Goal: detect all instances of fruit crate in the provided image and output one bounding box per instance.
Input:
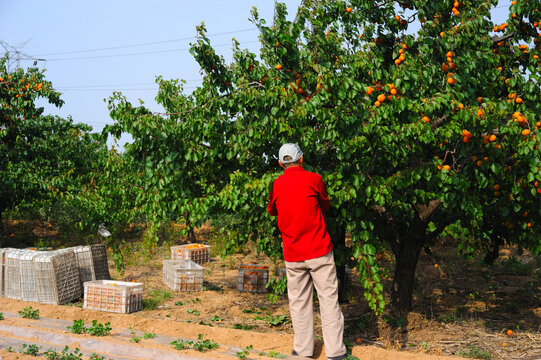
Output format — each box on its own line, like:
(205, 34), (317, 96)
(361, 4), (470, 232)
(162, 259), (204, 292)
(170, 244), (210, 265)
(33, 250), (81, 305)
(0, 248), (15, 297)
(237, 264), (269, 293)
(71, 244), (110, 291)
(10, 250), (49, 302)
(83, 280), (143, 314)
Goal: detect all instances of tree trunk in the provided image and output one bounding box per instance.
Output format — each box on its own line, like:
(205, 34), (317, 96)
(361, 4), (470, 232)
(390, 219), (426, 314)
(183, 211), (197, 243)
(187, 226), (196, 243)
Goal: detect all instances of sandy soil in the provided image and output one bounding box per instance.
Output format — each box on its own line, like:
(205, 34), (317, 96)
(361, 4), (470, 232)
(1, 221), (539, 360)
(0, 297), (468, 360)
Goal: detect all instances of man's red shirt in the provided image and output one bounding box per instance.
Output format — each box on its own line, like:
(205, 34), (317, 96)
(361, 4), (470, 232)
(267, 166), (332, 262)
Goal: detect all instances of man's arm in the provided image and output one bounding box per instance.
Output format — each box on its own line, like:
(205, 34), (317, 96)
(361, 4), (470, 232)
(317, 177), (331, 212)
(267, 187), (278, 216)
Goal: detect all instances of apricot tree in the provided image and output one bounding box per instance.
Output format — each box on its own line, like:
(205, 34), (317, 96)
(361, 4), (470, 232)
(106, 0), (540, 313)
(0, 55), (104, 235)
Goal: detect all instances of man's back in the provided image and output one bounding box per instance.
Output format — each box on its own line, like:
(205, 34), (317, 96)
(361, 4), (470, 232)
(267, 166), (332, 262)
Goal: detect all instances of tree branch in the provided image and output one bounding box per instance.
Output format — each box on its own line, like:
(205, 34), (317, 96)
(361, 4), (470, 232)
(492, 32), (516, 43)
(415, 199), (442, 223)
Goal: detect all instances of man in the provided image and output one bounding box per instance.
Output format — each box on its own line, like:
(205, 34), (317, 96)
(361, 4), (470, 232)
(267, 143), (347, 360)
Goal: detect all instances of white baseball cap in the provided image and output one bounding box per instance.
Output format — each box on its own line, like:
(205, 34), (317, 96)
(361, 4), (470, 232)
(278, 143), (303, 164)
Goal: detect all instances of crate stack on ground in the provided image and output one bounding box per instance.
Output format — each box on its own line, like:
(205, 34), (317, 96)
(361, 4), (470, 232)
(69, 244), (110, 292)
(237, 264), (269, 293)
(83, 279), (143, 313)
(0, 248), (15, 297)
(170, 243), (211, 265)
(32, 250), (81, 304)
(164, 243), (211, 292)
(163, 259), (204, 292)
(1, 248), (82, 304)
(0, 245), (111, 305)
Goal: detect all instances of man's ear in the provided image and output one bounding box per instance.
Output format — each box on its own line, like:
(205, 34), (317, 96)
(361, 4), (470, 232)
(278, 160), (285, 168)
(300, 155), (304, 165)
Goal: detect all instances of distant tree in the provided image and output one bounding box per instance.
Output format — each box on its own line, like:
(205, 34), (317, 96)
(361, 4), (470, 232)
(0, 55), (105, 234)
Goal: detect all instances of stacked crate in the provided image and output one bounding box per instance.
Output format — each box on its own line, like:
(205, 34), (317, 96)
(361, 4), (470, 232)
(237, 264), (269, 293)
(170, 244), (210, 265)
(162, 259), (203, 292)
(70, 244), (110, 290)
(83, 280), (143, 313)
(33, 251), (81, 305)
(0, 248), (15, 297)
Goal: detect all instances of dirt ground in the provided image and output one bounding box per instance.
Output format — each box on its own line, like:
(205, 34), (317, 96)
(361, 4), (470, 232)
(0, 221), (540, 360)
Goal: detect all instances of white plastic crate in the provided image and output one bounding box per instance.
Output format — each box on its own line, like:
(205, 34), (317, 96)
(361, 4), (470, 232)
(84, 280), (143, 313)
(237, 264), (269, 293)
(5, 250), (49, 302)
(162, 260), (203, 292)
(170, 244), (210, 265)
(33, 250), (81, 305)
(70, 244), (110, 291)
(0, 248), (15, 297)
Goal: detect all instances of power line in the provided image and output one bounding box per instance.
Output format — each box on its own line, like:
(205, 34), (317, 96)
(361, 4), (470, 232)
(34, 28), (258, 57)
(55, 86), (198, 92)
(44, 40), (260, 61)
(55, 79), (202, 88)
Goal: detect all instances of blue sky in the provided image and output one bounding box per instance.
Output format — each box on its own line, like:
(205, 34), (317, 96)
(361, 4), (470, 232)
(0, 0), (511, 142)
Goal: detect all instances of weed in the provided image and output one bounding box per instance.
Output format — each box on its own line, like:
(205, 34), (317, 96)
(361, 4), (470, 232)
(142, 298), (161, 310)
(438, 308), (464, 324)
(143, 289), (173, 310)
(131, 335), (141, 343)
(266, 277), (287, 303)
(203, 283), (223, 291)
(198, 320), (213, 326)
(144, 332), (156, 339)
(44, 346), (84, 360)
(89, 353), (105, 360)
(171, 339), (193, 350)
(187, 309), (200, 316)
(19, 343), (40, 356)
(267, 350), (285, 358)
(383, 315), (405, 328)
(236, 345), (253, 359)
(420, 341), (432, 352)
(149, 288), (173, 301)
(242, 308), (262, 314)
(193, 334), (219, 352)
(19, 306), (40, 319)
(86, 320), (112, 336)
(457, 345), (493, 360)
(175, 301), (184, 306)
(497, 256), (532, 276)
(265, 314), (289, 326)
(233, 323), (256, 330)
(0, 312), (4, 320)
(210, 315), (223, 322)
(67, 319), (86, 334)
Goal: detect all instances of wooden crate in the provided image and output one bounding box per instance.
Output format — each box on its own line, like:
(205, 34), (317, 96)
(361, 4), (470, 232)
(170, 244), (210, 265)
(84, 280), (143, 313)
(162, 260), (203, 292)
(237, 264), (269, 293)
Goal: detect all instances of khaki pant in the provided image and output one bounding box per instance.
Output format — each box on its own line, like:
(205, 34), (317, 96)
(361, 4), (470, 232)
(285, 251), (346, 358)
